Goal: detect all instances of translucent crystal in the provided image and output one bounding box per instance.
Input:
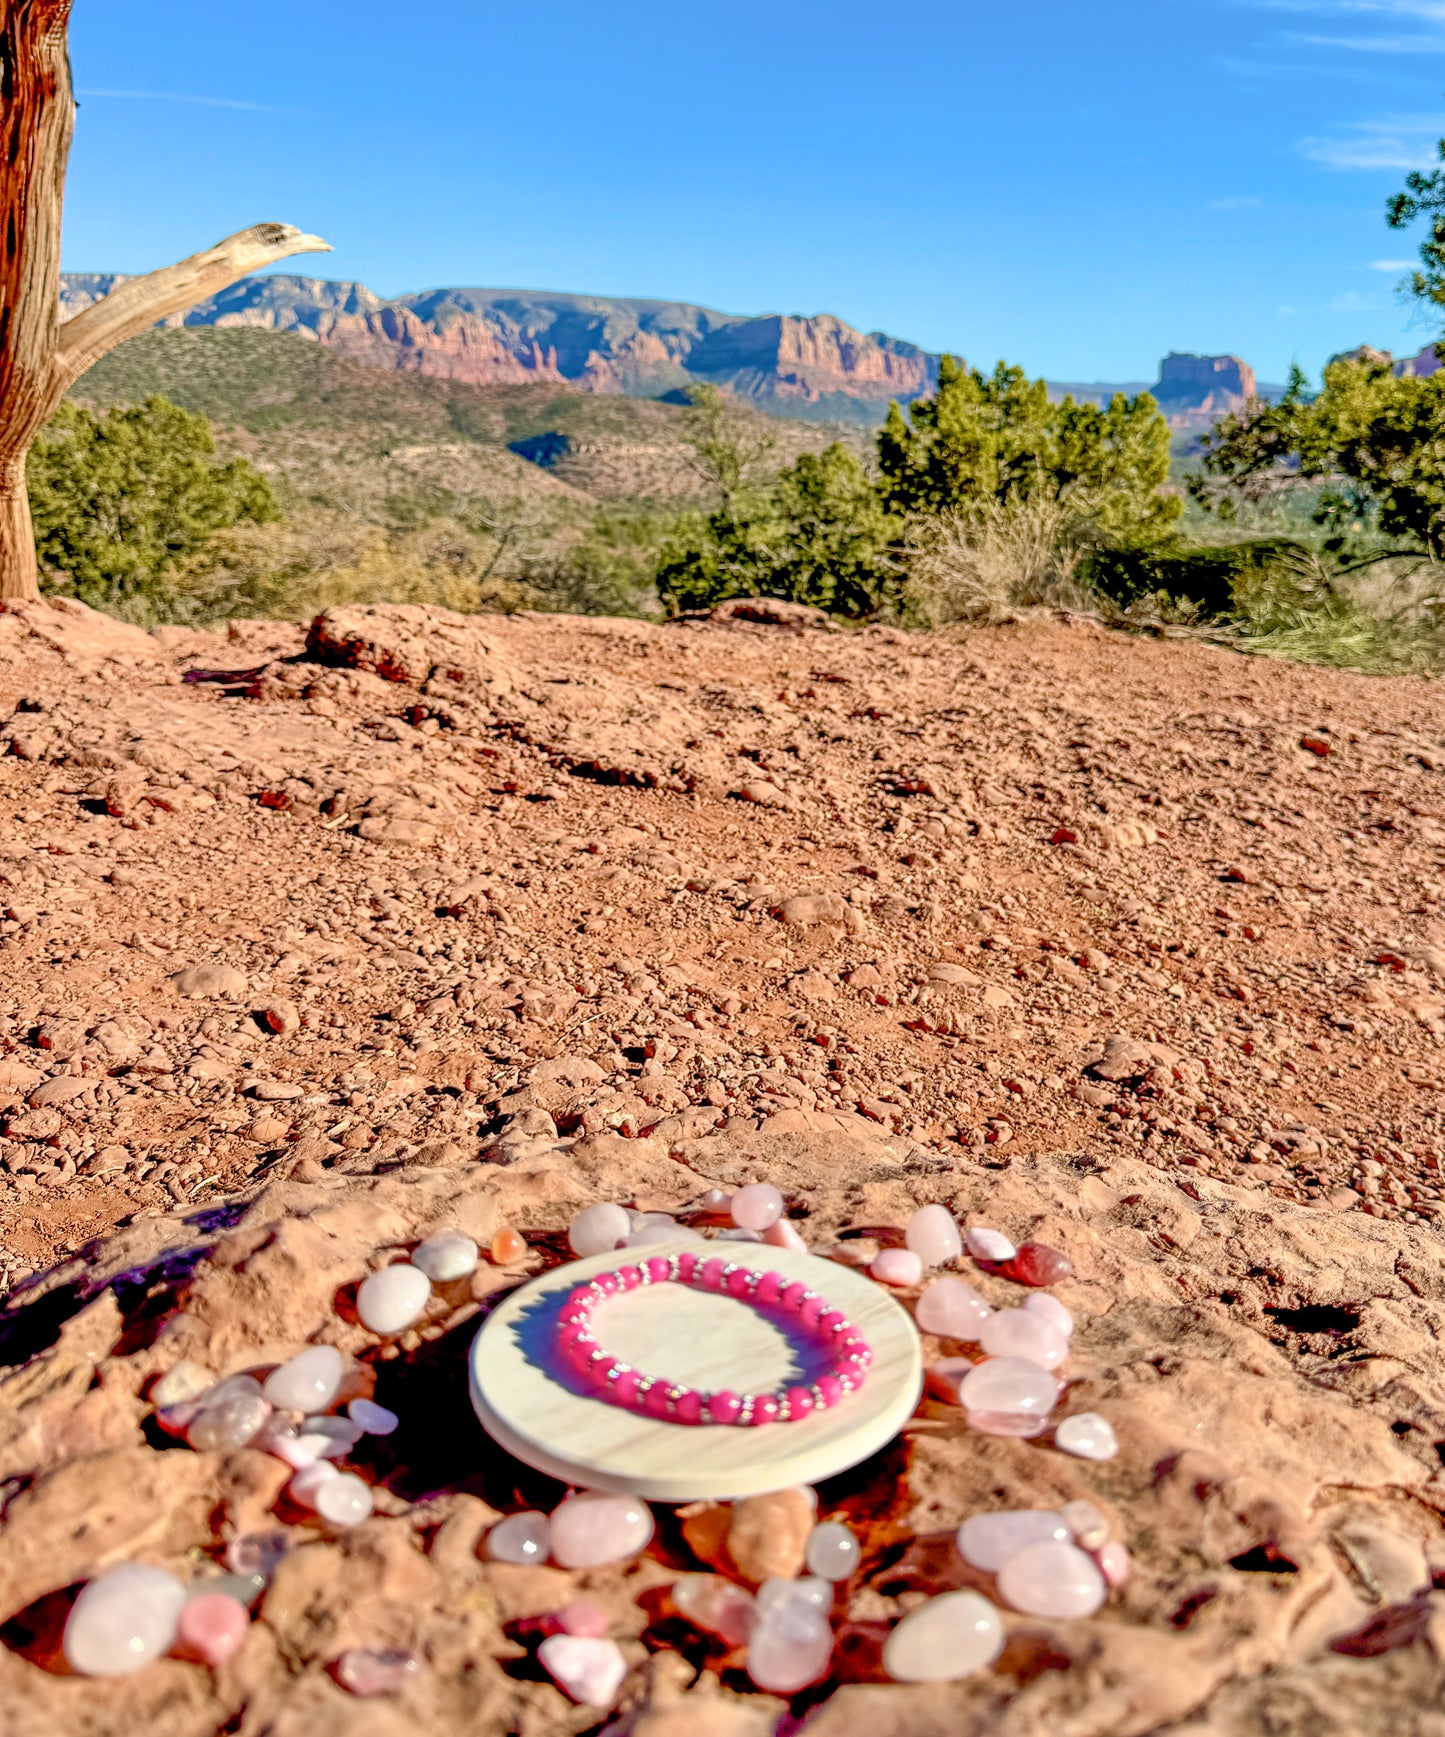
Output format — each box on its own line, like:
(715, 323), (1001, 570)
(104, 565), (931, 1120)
(173, 1590), (248, 1666)
(996, 1539), (1107, 1617)
(977, 1309), (1069, 1370)
(756, 1577), (832, 1618)
(916, 1277), (992, 1338)
(226, 1531), (291, 1581)
(673, 1573), (757, 1645)
(412, 1229), (479, 1283)
(486, 1511), (551, 1564)
(297, 1414), (365, 1458)
(262, 1346), (345, 1413)
(1060, 1498), (1110, 1551)
(1009, 1242), (1073, 1287)
(538, 1634), (628, 1708)
(549, 1492), (654, 1568)
(871, 1247), (923, 1287)
(348, 1397), (399, 1435)
(1023, 1292), (1074, 1337)
(1097, 1539), (1131, 1586)
(806, 1520), (860, 1582)
(356, 1264), (430, 1334)
(957, 1356), (1059, 1415)
(731, 1182), (784, 1230)
(187, 1375), (272, 1451)
(1055, 1411), (1119, 1460)
(568, 1202), (631, 1258)
(965, 1226), (1016, 1262)
(151, 1360), (214, 1409)
(490, 1227), (526, 1264)
(314, 1471), (374, 1527)
(63, 1563), (187, 1677)
(336, 1646), (421, 1696)
(905, 1204), (962, 1266)
(957, 1509), (1070, 1571)
(289, 1462), (340, 1509)
(882, 1589), (1004, 1682)
(746, 1601), (832, 1693)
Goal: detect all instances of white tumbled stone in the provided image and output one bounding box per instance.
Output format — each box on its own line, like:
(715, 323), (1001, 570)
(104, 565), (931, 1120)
(806, 1520), (860, 1582)
(1023, 1292), (1075, 1337)
(957, 1509), (1070, 1571)
(262, 1346), (345, 1413)
(151, 1360), (214, 1409)
(314, 1472), (374, 1527)
(568, 1203), (631, 1258)
(1055, 1412), (1119, 1461)
(486, 1511), (551, 1564)
(549, 1492), (653, 1568)
(348, 1397), (399, 1435)
(63, 1564), (188, 1677)
(883, 1589), (1004, 1682)
(965, 1225), (1016, 1263)
(412, 1229), (479, 1283)
(997, 1539), (1107, 1618)
(538, 1634), (628, 1707)
(356, 1263), (431, 1334)
(905, 1204), (962, 1266)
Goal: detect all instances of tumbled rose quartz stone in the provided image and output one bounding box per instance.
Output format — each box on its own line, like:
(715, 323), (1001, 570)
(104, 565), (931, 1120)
(871, 1248), (923, 1287)
(315, 1472), (374, 1527)
(555, 1598), (609, 1638)
(187, 1376), (272, 1451)
(916, 1277), (992, 1339)
(486, 1511), (551, 1564)
(412, 1229), (479, 1283)
(538, 1634), (629, 1708)
(957, 1509), (1070, 1571)
(336, 1646), (421, 1696)
(568, 1202), (631, 1258)
(1060, 1498), (1110, 1551)
(673, 1574), (757, 1645)
(997, 1539), (1107, 1618)
(63, 1564), (188, 1677)
(978, 1309), (1069, 1370)
(549, 1493), (654, 1569)
(905, 1204), (962, 1266)
(757, 1578), (832, 1617)
(491, 1227), (527, 1265)
(701, 1188), (732, 1214)
(965, 1226), (1016, 1263)
(262, 1345), (345, 1413)
(731, 1182), (784, 1230)
(1023, 1292), (1075, 1337)
(290, 1463), (340, 1509)
(298, 1415), (365, 1458)
(763, 1217), (807, 1252)
(882, 1589), (1005, 1682)
(356, 1264), (431, 1334)
(958, 1356), (1059, 1416)
(1055, 1412), (1119, 1461)
(1097, 1540), (1131, 1586)
(348, 1397), (399, 1435)
(226, 1531), (290, 1581)
(746, 1601), (833, 1693)
(966, 1409), (1051, 1437)
(152, 1360), (214, 1409)
(1008, 1242), (1073, 1288)
(173, 1591), (249, 1666)
(806, 1520), (860, 1582)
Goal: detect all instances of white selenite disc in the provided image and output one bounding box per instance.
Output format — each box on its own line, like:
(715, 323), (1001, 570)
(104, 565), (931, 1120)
(470, 1239), (923, 1501)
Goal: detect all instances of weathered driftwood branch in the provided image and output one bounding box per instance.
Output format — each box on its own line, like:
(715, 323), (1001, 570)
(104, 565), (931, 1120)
(0, 1), (330, 601)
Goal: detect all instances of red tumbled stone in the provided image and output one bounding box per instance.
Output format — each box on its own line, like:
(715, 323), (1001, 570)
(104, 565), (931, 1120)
(1008, 1242), (1073, 1287)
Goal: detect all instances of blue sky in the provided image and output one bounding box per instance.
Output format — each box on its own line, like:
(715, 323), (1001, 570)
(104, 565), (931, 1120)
(62, 0), (1445, 383)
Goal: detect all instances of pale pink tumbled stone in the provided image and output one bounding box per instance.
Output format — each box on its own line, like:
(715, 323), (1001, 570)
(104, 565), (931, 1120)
(673, 1574), (757, 1645)
(262, 1346), (345, 1413)
(549, 1493), (653, 1569)
(965, 1226), (1016, 1263)
(1055, 1412), (1119, 1461)
(1096, 1540), (1131, 1586)
(746, 1605), (833, 1693)
(173, 1591), (248, 1666)
(916, 1277), (992, 1339)
(336, 1646), (421, 1696)
(871, 1248), (923, 1287)
(289, 1462), (340, 1509)
(997, 1539), (1107, 1618)
(555, 1598), (609, 1638)
(1060, 1498), (1110, 1551)
(966, 1409), (1051, 1437)
(763, 1217), (807, 1252)
(486, 1511), (551, 1564)
(569, 1203), (630, 1258)
(957, 1509), (1070, 1571)
(958, 1356), (1059, 1415)
(882, 1590), (1004, 1681)
(978, 1309), (1069, 1370)
(538, 1634), (628, 1707)
(152, 1360), (214, 1409)
(315, 1472), (373, 1527)
(1023, 1292), (1075, 1338)
(731, 1182), (784, 1230)
(63, 1564), (187, 1676)
(905, 1204), (962, 1267)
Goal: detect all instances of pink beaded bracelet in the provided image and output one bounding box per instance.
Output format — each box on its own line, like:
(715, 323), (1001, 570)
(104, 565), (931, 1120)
(555, 1249), (873, 1426)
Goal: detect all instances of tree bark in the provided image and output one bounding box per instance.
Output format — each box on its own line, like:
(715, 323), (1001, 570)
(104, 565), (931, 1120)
(0, 5), (330, 602)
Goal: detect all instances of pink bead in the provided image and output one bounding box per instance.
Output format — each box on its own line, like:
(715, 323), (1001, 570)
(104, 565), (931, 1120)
(706, 1389), (741, 1424)
(815, 1375), (843, 1408)
(817, 1308), (846, 1332)
(700, 1257), (728, 1290)
(779, 1281), (808, 1312)
(754, 1271), (784, 1306)
(731, 1182), (784, 1230)
(555, 1598), (609, 1638)
(675, 1251), (700, 1280)
(871, 1248), (924, 1287)
(174, 1592), (248, 1667)
(613, 1371), (640, 1405)
(1097, 1540), (1131, 1586)
(800, 1295), (825, 1326)
(646, 1256), (672, 1284)
(726, 1268), (753, 1298)
(784, 1387), (815, 1419)
(590, 1354), (618, 1381)
(592, 1272), (619, 1295)
(749, 1396), (781, 1425)
(674, 1390), (703, 1424)
(616, 1265), (643, 1291)
(643, 1384), (673, 1419)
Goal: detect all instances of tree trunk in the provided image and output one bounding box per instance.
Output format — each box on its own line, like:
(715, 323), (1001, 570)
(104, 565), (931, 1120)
(0, 3), (330, 602)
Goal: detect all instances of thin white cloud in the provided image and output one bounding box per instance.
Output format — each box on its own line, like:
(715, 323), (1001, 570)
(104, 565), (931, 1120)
(1369, 256), (1418, 267)
(1300, 113), (1445, 167)
(1291, 29), (1445, 46)
(1207, 195), (1267, 210)
(1252, 1), (1445, 18)
(77, 88), (275, 112)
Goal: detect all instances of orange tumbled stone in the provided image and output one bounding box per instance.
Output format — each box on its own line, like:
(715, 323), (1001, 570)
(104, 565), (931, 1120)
(491, 1227), (526, 1265)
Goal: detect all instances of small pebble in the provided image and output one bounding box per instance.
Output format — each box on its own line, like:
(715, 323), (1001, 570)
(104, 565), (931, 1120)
(757, 1577), (831, 1617)
(173, 1591), (249, 1666)
(871, 1247), (924, 1287)
(958, 1356), (1059, 1415)
(568, 1203), (630, 1258)
(187, 1377), (272, 1452)
(356, 1264), (431, 1334)
(1008, 1242), (1073, 1287)
(1097, 1539), (1131, 1586)
(262, 1345), (345, 1413)
(226, 1532), (290, 1580)
(539, 1634), (628, 1708)
(915, 1277), (992, 1338)
(336, 1646), (421, 1697)
(978, 1309), (1069, 1370)
(746, 1599), (833, 1693)
(806, 1520), (860, 1582)
(905, 1204), (962, 1266)
(731, 1182), (784, 1231)
(289, 1462), (341, 1509)
(965, 1226), (1016, 1263)
(554, 1598), (609, 1638)
(151, 1360), (214, 1409)
(549, 1492), (654, 1568)
(314, 1472), (374, 1527)
(883, 1589), (1004, 1682)
(412, 1229), (479, 1283)
(349, 1397), (399, 1435)
(1055, 1412), (1119, 1461)
(297, 1414), (365, 1458)
(63, 1564), (188, 1677)
(957, 1509), (1070, 1571)
(487, 1511), (551, 1564)
(763, 1217), (807, 1252)
(672, 1574), (757, 1645)
(491, 1227), (527, 1264)
(701, 1188), (732, 1214)
(626, 1214), (693, 1247)
(1060, 1498), (1110, 1551)
(997, 1539), (1107, 1618)
(1023, 1292), (1074, 1337)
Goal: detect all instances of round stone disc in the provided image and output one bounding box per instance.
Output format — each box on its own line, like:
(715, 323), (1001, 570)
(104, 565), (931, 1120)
(470, 1239), (923, 1501)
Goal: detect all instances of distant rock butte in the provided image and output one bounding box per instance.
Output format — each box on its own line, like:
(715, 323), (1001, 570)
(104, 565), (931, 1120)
(1149, 351), (1259, 427)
